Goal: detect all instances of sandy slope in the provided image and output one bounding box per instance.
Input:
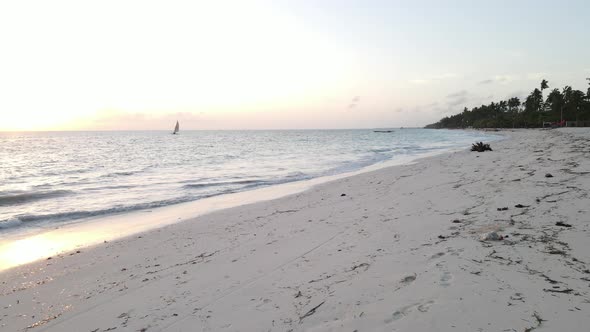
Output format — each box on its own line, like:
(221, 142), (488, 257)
(0, 128), (588, 332)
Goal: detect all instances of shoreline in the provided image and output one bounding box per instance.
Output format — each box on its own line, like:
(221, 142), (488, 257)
(0, 140), (492, 272)
(1, 128), (588, 331)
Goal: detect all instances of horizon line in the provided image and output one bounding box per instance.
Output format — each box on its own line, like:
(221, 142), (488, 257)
(0, 127), (425, 133)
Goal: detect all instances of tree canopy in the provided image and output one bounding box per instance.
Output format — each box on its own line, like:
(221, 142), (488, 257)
(425, 79), (590, 129)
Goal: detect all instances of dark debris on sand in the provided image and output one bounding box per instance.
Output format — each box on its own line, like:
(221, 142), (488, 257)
(471, 142), (492, 152)
(555, 221), (572, 228)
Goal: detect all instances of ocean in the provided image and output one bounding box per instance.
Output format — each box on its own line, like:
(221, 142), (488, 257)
(0, 129), (500, 233)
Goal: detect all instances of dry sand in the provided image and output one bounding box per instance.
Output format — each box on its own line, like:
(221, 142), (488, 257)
(1, 128), (588, 332)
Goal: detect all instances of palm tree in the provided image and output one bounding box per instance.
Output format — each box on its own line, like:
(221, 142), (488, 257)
(507, 97), (521, 127)
(545, 88), (563, 122)
(562, 86), (572, 111)
(507, 97), (521, 111)
(540, 79), (549, 113)
(570, 90), (586, 123)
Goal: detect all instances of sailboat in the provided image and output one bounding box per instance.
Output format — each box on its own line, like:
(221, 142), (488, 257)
(172, 120), (179, 135)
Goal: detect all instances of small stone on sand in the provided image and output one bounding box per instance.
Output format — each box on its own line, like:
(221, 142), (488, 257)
(479, 231), (503, 241)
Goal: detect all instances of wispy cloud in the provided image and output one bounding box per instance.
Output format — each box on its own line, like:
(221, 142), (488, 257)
(477, 75), (517, 85)
(445, 90), (470, 107)
(446, 90), (468, 98)
(434, 73), (458, 80)
(494, 75), (517, 83)
(478, 72), (547, 85)
(409, 73), (458, 84)
(347, 96), (360, 111)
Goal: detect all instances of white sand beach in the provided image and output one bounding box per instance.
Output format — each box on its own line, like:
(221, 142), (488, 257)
(1, 128), (589, 332)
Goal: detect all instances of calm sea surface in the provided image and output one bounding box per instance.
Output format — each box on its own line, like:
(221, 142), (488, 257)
(0, 129), (500, 232)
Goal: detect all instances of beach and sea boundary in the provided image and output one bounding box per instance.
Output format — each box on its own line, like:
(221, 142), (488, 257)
(0, 128), (588, 331)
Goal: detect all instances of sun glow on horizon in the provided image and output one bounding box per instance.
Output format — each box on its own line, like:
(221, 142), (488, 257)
(1, 1), (588, 130)
(0, 0), (370, 131)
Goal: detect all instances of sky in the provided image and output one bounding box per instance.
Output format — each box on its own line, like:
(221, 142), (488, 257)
(0, 0), (589, 131)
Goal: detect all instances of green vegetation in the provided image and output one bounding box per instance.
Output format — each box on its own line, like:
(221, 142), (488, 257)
(425, 79), (590, 129)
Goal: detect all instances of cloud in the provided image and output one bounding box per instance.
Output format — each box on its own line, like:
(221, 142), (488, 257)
(478, 79), (494, 85)
(478, 73), (548, 86)
(478, 74), (519, 85)
(444, 90), (470, 107)
(493, 75), (517, 83)
(409, 73), (458, 85)
(347, 96), (361, 111)
(446, 90), (468, 98)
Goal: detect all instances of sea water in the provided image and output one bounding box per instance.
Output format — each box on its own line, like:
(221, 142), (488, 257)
(0, 129), (500, 233)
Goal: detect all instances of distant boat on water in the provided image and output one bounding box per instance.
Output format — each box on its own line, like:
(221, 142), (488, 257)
(172, 121), (179, 135)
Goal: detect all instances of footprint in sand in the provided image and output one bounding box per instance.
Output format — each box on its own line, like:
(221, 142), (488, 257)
(400, 274), (416, 284)
(430, 252), (445, 260)
(394, 274), (417, 292)
(440, 271), (453, 287)
(385, 300), (435, 323)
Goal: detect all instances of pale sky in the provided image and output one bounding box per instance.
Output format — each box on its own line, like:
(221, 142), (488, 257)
(0, 0), (588, 130)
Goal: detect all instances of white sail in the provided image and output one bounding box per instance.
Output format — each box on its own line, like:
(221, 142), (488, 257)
(173, 121), (179, 134)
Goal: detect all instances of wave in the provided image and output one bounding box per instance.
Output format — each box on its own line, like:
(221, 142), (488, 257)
(0, 217), (22, 229)
(0, 190), (74, 207)
(369, 148), (395, 153)
(1, 129), (504, 234)
(82, 184), (139, 191)
(0, 196), (199, 229)
(38, 167), (95, 177)
(1, 176), (315, 230)
(98, 170), (142, 179)
(182, 176), (309, 191)
(183, 179), (263, 189)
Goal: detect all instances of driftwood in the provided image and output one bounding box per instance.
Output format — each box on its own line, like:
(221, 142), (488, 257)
(543, 288), (573, 294)
(471, 142), (492, 152)
(299, 301), (325, 322)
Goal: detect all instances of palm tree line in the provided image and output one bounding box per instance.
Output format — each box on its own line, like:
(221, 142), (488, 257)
(425, 79), (590, 129)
